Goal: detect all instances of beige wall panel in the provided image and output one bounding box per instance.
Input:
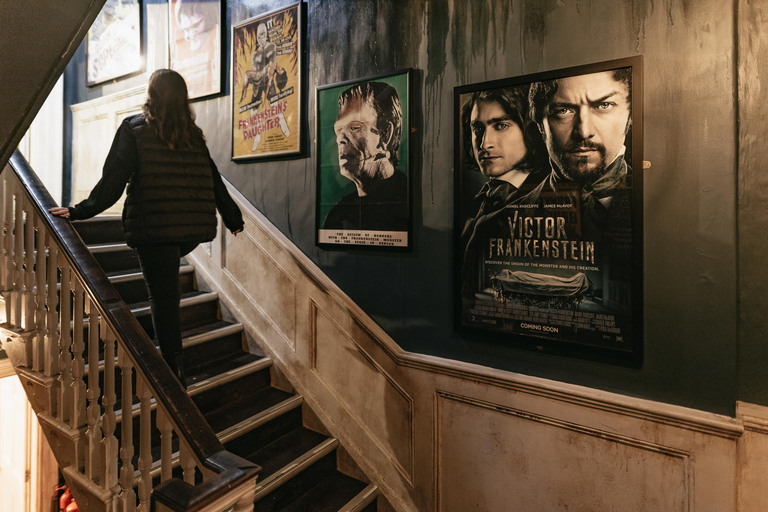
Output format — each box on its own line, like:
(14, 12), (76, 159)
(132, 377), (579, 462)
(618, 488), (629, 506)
(71, 86), (146, 214)
(222, 227), (296, 348)
(436, 392), (689, 512)
(313, 303), (413, 480)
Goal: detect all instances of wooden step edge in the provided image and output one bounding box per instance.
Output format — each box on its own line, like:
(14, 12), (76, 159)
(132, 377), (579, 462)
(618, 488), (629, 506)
(217, 395), (304, 445)
(253, 438), (339, 501)
(87, 242), (131, 253)
(184, 322), (243, 349)
(338, 484), (380, 512)
(84, 323), (247, 377)
(131, 291), (218, 317)
(187, 357), (273, 396)
(44, 265), (194, 294)
(112, 356), (273, 424)
(108, 264), (194, 284)
(75, 214), (123, 223)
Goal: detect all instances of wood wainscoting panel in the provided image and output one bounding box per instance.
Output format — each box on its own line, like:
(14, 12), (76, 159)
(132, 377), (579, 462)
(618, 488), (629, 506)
(222, 227), (296, 349)
(312, 302), (414, 482)
(435, 391), (691, 512)
(71, 86), (146, 214)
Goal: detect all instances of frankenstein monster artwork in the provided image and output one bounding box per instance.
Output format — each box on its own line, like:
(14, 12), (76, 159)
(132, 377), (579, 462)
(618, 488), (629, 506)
(232, 3), (302, 160)
(455, 57), (644, 365)
(317, 70), (411, 249)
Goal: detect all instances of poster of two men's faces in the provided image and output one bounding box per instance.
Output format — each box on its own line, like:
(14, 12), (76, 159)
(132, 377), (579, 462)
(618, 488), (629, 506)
(455, 57), (643, 365)
(316, 70), (411, 249)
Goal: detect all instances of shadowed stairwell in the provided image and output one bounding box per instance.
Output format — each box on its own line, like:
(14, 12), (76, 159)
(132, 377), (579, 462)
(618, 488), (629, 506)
(73, 214), (380, 511)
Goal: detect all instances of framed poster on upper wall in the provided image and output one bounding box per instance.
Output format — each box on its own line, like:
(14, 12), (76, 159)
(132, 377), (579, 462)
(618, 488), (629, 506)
(231, 2), (303, 160)
(316, 69), (411, 250)
(168, 0), (222, 100)
(454, 56), (643, 366)
(86, 0), (142, 87)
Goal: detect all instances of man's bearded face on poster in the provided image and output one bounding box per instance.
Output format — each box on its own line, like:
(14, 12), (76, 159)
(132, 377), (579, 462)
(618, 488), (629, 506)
(542, 71), (631, 184)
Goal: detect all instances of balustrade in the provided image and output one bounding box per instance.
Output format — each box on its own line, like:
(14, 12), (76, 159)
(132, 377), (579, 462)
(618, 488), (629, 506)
(0, 152), (259, 512)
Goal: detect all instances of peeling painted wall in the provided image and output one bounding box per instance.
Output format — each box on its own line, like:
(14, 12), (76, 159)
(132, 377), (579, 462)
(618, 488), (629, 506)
(65, 0), (747, 415)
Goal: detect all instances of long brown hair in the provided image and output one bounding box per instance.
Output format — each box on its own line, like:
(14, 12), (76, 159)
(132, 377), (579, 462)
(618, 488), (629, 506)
(142, 69), (203, 149)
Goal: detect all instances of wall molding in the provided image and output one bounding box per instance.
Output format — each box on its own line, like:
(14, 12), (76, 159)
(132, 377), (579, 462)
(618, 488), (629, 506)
(184, 179), (763, 512)
(218, 179), (742, 438)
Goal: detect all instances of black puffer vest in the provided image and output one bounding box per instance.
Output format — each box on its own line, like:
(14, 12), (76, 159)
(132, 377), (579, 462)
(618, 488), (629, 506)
(122, 115), (217, 247)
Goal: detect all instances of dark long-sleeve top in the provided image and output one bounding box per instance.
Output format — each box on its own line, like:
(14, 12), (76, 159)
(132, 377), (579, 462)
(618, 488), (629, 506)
(69, 119), (244, 234)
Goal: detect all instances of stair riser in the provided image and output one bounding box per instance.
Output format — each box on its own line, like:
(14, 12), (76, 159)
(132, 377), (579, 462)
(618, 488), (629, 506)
(110, 272), (196, 305)
(135, 299), (220, 338)
(92, 249), (140, 274)
(252, 452), (338, 512)
(223, 407), (303, 458)
(193, 369), (272, 416)
(184, 331), (244, 372)
(73, 219), (126, 245)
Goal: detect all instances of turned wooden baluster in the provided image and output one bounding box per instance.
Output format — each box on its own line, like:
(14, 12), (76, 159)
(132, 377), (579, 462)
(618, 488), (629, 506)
(2, 178), (14, 324)
(180, 440), (196, 485)
(57, 257), (72, 423)
(44, 239), (58, 378)
(21, 203), (33, 366)
(136, 376), (153, 511)
(71, 279), (86, 430)
(33, 214), (47, 372)
(0, 173), (7, 305)
(84, 295), (103, 484)
(13, 189), (22, 328)
(156, 408), (174, 483)
(117, 345), (137, 510)
(23, 199), (34, 331)
(101, 320), (119, 495)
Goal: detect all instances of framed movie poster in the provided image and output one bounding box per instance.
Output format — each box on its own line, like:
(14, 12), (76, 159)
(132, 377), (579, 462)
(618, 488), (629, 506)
(316, 69), (412, 249)
(231, 3), (303, 160)
(168, 0), (222, 100)
(86, 0), (142, 86)
(454, 57), (643, 365)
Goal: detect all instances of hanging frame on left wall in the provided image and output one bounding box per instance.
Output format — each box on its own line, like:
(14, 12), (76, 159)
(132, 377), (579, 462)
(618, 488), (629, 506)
(86, 0), (143, 87)
(168, 0), (223, 101)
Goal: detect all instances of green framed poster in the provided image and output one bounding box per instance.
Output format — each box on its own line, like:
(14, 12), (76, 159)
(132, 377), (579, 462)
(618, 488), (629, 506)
(316, 69), (412, 250)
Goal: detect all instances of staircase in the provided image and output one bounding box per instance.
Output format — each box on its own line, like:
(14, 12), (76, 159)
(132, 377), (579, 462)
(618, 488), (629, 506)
(73, 215), (380, 512)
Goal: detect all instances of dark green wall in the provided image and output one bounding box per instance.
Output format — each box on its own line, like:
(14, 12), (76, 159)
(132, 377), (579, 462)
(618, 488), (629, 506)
(66, 0), (750, 416)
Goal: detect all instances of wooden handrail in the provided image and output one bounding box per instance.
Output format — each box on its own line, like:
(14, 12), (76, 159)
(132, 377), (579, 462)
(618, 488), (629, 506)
(6, 149), (260, 509)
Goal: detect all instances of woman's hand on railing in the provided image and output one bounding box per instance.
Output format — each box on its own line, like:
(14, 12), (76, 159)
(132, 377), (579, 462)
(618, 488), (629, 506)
(49, 207), (71, 218)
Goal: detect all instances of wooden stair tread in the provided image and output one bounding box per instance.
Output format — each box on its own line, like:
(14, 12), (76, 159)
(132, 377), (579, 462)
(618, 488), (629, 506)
(181, 319), (240, 340)
(185, 352), (263, 386)
(253, 465), (369, 512)
(74, 216), (379, 510)
(236, 427), (330, 481)
(200, 386), (295, 433)
(129, 290), (215, 312)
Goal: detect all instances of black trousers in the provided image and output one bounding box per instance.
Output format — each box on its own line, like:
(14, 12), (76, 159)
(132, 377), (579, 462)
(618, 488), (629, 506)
(135, 243), (198, 375)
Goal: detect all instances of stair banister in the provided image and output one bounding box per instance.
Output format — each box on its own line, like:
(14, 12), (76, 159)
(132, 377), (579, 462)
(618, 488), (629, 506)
(2, 149), (260, 511)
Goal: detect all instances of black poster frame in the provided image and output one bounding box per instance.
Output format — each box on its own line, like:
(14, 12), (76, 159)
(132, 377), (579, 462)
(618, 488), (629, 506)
(453, 56), (644, 366)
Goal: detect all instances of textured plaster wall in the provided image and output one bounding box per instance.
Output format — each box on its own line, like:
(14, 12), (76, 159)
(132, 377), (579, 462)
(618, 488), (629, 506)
(65, 0), (746, 415)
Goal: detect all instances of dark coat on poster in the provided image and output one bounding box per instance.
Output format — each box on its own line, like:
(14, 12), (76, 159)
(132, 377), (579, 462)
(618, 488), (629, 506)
(323, 169), (408, 231)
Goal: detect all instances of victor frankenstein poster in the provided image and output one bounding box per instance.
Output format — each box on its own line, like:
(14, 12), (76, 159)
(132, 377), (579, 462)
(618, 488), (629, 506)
(454, 57), (644, 365)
